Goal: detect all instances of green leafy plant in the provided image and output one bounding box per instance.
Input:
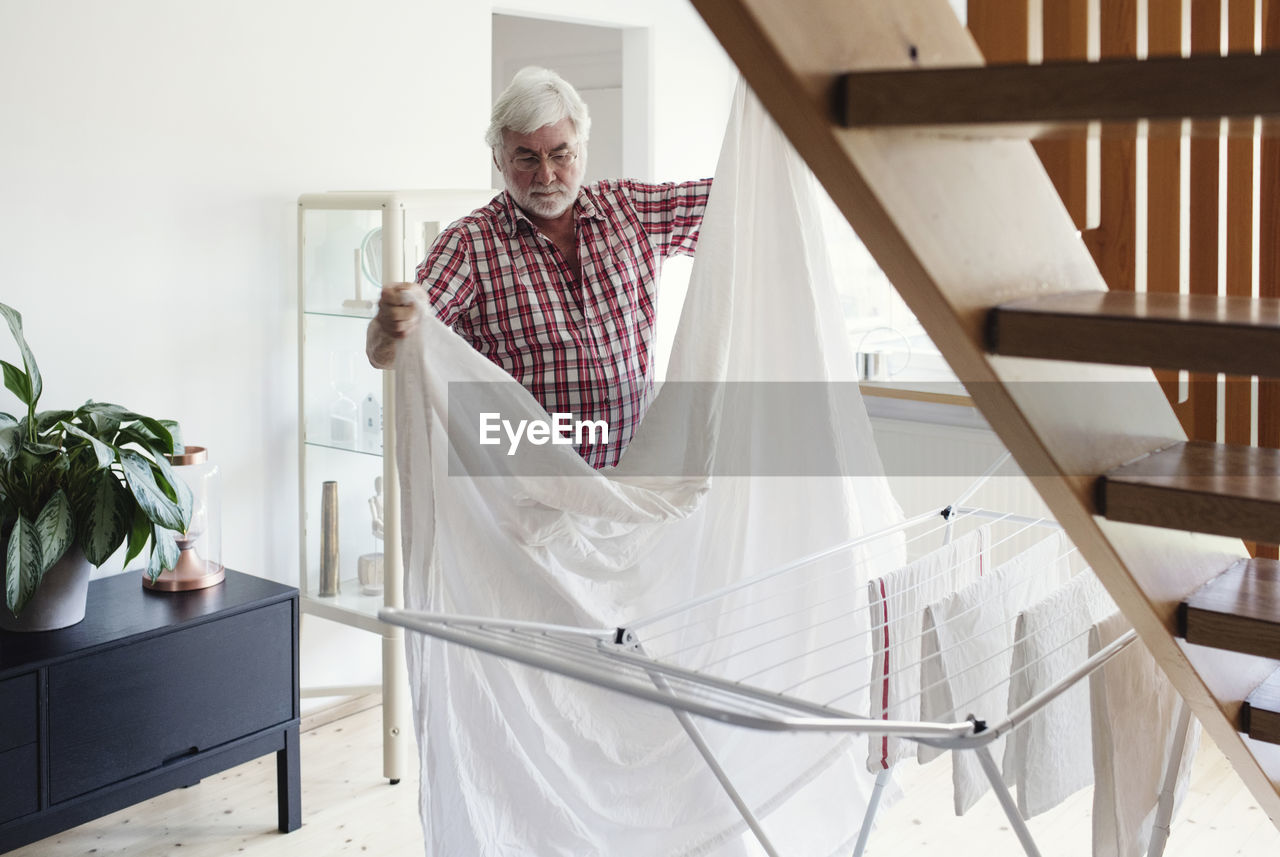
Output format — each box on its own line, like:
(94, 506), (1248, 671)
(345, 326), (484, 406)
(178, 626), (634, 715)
(0, 302), (192, 617)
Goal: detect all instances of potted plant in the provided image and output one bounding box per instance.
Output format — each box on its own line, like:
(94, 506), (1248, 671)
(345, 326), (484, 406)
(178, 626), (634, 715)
(0, 302), (192, 632)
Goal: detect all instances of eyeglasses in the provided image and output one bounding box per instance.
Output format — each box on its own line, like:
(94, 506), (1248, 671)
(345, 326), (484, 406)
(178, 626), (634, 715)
(509, 150), (578, 173)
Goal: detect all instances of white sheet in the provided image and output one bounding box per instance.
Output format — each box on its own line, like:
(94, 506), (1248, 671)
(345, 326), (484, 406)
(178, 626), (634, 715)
(864, 525), (990, 772)
(919, 531), (1071, 814)
(395, 82), (904, 857)
(1090, 611), (1200, 857)
(1006, 571), (1117, 819)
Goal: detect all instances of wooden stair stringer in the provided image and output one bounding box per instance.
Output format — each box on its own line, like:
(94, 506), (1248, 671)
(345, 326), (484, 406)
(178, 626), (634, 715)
(689, 0), (1280, 821)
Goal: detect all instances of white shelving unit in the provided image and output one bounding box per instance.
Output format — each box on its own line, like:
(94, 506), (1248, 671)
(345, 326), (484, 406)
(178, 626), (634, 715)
(296, 189), (495, 781)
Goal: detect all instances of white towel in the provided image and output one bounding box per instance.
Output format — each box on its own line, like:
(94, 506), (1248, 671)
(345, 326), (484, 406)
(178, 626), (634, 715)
(1090, 611), (1200, 857)
(1006, 571), (1116, 819)
(866, 525), (990, 772)
(919, 531), (1071, 814)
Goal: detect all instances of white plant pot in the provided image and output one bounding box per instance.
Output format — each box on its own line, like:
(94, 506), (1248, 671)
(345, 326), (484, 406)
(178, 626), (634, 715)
(0, 545), (92, 633)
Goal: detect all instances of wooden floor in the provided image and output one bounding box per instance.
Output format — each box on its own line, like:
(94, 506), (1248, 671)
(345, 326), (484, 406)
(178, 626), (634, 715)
(11, 702), (1280, 856)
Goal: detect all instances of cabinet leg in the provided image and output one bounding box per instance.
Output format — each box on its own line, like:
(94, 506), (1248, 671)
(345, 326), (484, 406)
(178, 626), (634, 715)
(277, 725), (302, 832)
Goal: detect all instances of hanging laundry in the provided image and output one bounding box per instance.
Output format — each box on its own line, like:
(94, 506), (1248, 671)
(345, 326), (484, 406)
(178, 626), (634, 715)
(919, 531), (1072, 814)
(865, 524), (990, 772)
(1090, 611), (1200, 857)
(1005, 570), (1117, 818)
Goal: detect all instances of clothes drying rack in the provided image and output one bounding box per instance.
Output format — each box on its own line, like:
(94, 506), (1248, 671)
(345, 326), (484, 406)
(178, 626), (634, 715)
(381, 456), (1192, 857)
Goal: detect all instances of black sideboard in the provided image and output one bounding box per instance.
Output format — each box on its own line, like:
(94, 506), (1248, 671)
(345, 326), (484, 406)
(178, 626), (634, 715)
(0, 568), (300, 853)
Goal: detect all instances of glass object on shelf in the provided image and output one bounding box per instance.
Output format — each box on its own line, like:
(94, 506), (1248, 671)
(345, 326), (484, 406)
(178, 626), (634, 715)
(144, 446), (224, 591)
(854, 326), (913, 381)
(343, 227), (383, 313)
(303, 317), (383, 453)
(303, 445), (385, 602)
(360, 392), (382, 454)
(330, 389), (358, 449)
(302, 208), (383, 317)
(306, 345), (383, 452)
(359, 476), (385, 596)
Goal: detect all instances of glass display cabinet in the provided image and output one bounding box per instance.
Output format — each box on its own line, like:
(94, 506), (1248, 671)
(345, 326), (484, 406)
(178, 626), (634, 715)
(296, 189), (496, 781)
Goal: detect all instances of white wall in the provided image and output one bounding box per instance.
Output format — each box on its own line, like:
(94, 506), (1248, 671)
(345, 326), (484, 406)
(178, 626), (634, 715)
(0, 0), (734, 692)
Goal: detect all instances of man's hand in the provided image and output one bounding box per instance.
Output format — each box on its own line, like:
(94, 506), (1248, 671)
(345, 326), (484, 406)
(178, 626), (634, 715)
(366, 282), (422, 368)
(376, 282), (423, 338)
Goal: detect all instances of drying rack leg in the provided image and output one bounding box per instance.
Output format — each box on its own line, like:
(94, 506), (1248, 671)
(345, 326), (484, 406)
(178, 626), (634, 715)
(851, 767), (893, 857)
(640, 666), (783, 857)
(1147, 700), (1194, 857)
(974, 744), (1043, 857)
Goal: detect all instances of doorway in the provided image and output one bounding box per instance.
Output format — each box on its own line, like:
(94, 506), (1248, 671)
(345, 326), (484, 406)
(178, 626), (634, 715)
(491, 13), (651, 187)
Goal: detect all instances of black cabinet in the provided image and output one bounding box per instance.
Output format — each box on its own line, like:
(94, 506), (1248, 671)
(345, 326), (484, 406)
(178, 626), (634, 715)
(0, 673), (38, 827)
(0, 570), (300, 853)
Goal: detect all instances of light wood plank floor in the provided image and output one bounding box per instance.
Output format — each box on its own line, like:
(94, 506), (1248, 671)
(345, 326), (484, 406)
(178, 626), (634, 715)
(11, 703), (1280, 856)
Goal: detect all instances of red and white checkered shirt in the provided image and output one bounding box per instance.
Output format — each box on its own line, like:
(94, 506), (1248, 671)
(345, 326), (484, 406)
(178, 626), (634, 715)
(417, 178), (713, 468)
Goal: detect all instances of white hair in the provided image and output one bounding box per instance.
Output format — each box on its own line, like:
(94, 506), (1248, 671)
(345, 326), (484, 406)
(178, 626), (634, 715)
(485, 66), (591, 151)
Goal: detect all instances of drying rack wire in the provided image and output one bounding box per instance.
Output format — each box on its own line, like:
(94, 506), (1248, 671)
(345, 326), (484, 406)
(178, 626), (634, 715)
(379, 455), (1169, 857)
(381, 506), (1124, 745)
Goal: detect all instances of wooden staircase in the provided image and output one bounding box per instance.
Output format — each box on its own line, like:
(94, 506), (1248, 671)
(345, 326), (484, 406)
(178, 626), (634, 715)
(689, 0), (1280, 827)
(838, 53), (1280, 131)
(989, 292), (1280, 377)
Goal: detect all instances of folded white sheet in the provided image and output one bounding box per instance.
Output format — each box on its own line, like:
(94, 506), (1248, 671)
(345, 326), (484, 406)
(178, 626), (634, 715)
(866, 525), (990, 772)
(919, 531), (1071, 814)
(1090, 611), (1200, 857)
(1006, 571), (1117, 819)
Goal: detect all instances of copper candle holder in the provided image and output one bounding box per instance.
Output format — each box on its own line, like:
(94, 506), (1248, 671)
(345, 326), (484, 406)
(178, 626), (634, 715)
(144, 445), (225, 591)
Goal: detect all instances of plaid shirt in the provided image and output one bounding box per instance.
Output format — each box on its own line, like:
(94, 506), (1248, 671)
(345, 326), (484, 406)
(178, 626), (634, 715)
(417, 178), (712, 468)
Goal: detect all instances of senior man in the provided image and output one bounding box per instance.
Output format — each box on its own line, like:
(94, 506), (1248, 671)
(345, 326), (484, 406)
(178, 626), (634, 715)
(367, 66), (712, 467)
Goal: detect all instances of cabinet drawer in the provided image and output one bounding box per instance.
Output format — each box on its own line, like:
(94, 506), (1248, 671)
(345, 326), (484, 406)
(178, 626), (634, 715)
(0, 743), (38, 825)
(47, 601), (294, 804)
(0, 673), (37, 754)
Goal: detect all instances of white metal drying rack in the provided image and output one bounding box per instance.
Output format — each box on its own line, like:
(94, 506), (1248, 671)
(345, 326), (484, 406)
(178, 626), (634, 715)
(380, 455), (1192, 857)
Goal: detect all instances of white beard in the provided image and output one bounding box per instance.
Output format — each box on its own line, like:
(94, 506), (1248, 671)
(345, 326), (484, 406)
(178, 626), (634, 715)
(512, 180), (578, 219)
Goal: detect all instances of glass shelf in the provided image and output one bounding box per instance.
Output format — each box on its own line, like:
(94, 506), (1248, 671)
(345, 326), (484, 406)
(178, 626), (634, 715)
(305, 439), (383, 459)
(304, 307), (377, 321)
(301, 580), (386, 626)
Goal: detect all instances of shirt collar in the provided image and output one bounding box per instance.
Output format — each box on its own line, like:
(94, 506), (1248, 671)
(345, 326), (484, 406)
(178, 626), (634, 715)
(498, 186), (606, 239)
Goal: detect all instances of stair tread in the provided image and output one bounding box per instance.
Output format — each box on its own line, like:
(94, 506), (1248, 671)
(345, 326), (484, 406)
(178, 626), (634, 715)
(1183, 559), (1280, 659)
(989, 291), (1280, 376)
(839, 53), (1280, 133)
(1106, 441), (1280, 496)
(1187, 558), (1280, 623)
(1248, 670), (1280, 713)
(1099, 441), (1280, 543)
(1244, 668), (1280, 745)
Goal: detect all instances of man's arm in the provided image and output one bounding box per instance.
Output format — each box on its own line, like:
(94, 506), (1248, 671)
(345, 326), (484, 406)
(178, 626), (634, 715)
(364, 228), (476, 368)
(628, 179), (714, 259)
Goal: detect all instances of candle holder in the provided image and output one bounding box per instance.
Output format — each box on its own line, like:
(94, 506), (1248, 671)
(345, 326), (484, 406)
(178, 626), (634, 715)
(144, 446), (225, 591)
